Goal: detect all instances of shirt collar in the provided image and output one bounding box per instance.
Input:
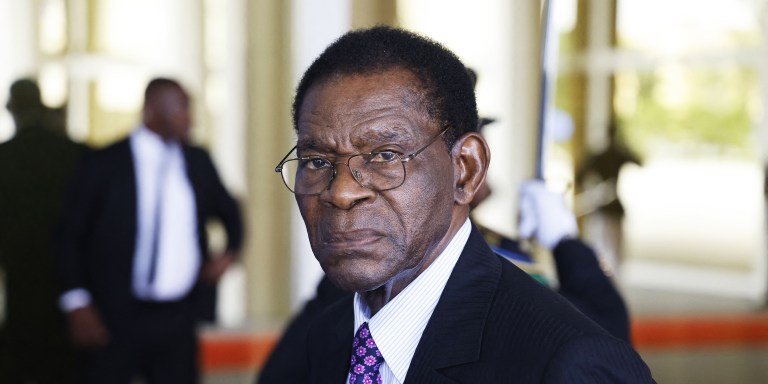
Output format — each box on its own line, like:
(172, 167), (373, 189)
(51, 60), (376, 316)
(131, 124), (180, 156)
(353, 218), (472, 382)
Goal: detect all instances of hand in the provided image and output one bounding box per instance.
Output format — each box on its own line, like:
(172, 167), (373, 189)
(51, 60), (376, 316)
(518, 180), (578, 250)
(67, 305), (109, 349)
(200, 251), (237, 285)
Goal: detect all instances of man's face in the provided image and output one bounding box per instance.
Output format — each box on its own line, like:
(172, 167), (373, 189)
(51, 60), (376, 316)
(295, 68), (456, 293)
(151, 86), (191, 141)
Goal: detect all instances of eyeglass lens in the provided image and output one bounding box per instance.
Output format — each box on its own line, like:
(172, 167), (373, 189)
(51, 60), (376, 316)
(281, 153), (406, 195)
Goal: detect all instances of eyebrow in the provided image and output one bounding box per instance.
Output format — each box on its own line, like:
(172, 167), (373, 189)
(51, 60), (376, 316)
(295, 136), (323, 152)
(352, 126), (414, 147)
(296, 126), (417, 155)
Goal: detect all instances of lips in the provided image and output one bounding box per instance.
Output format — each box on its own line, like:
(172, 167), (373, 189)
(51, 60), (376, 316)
(322, 229), (386, 249)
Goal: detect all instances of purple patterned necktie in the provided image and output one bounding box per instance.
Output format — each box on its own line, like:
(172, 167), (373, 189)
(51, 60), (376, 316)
(348, 322), (384, 384)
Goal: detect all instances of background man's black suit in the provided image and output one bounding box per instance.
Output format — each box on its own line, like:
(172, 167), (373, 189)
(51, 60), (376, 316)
(57, 137), (242, 381)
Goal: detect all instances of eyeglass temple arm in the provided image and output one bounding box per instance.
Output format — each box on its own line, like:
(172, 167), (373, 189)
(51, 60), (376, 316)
(402, 127), (449, 163)
(275, 145), (297, 172)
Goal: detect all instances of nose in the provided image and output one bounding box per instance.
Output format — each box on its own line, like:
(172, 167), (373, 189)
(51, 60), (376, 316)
(320, 159), (374, 209)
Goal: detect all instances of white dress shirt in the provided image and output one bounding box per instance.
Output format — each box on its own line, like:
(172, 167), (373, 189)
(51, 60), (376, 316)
(58, 126), (200, 311)
(346, 218), (471, 384)
(130, 125), (200, 301)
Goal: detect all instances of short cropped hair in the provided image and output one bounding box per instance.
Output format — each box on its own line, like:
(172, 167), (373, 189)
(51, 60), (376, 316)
(144, 78), (182, 105)
(292, 26), (478, 146)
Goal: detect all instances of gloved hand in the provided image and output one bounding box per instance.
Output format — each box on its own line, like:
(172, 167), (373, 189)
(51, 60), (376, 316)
(518, 180), (578, 250)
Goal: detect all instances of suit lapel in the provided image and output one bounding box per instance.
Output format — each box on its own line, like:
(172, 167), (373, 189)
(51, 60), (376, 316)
(181, 145), (206, 227)
(118, 139), (138, 243)
(181, 145), (199, 195)
(405, 225), (501, 383)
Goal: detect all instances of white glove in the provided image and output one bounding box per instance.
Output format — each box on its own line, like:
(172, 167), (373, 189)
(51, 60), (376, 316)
(518, 180), (578, 250)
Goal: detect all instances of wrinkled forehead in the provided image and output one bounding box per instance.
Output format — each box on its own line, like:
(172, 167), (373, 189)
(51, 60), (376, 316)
(296, 124), (418, 153)
(300, 67), (429, 115)
(295, 70), (436, 152)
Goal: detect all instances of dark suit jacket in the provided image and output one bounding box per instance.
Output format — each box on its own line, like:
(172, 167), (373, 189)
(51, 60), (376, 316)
(478, 224), (630, 341)
(259, 276), (347, 383)
(259, 235), (632, 383)
(56, 137), (243, 327)
(305, 225), (654, 383)
(554, 239), (630, 342)
(0, 127), (88, 382)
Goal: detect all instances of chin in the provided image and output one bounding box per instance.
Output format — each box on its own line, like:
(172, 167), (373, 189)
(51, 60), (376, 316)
(322, 262), (387, 293)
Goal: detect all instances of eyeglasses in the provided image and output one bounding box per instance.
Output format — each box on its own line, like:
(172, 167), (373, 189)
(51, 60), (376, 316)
(275, 127), (448, 195)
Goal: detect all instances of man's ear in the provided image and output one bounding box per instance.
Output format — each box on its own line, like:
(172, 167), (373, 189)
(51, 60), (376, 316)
(451, 132), (490, 206)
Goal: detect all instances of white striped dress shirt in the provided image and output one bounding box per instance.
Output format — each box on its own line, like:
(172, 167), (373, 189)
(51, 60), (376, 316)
(347, 218), (472, 384)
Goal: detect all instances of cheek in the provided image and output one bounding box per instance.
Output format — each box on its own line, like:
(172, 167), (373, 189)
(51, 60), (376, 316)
(392, 163), (454, 244)
(295, 198), (317, 235)
(408, 159), (454, 211)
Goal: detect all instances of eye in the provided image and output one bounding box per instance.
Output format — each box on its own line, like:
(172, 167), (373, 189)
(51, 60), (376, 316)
(368, 151), (400, 163)
(300, 157), (332, 170)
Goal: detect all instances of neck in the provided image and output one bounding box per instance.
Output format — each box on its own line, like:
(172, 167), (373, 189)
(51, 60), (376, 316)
(360, 286), (391, 317)
(361, 210), (469, 316)
(144, 123), (164, 138)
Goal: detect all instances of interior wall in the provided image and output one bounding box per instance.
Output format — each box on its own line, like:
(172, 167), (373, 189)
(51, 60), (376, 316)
(0, 0), (36, 142)
(243, 0), (293, 321)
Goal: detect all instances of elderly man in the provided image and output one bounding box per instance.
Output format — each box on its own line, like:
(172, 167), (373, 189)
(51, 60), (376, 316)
(274, 26), (654, 383)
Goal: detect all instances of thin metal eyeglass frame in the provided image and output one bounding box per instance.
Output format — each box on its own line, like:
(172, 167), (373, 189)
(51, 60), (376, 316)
(275, 127), (449, 195)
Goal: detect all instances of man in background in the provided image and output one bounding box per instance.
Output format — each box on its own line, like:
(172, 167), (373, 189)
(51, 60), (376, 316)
(576, 122), (642, 275)
(56, 78), (243, 383)
(0, 78), (87, 384)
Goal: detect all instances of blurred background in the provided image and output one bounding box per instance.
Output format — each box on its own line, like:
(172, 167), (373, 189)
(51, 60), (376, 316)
(2, 0), (768, 382)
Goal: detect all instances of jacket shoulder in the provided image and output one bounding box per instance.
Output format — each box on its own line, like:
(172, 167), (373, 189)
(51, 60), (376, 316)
(74, 137), (130, 172)
(85, 137), (130, 159)
(494, 257), (609, 337)
(439, 256), (653, 382)
(182, 143), (211, 158)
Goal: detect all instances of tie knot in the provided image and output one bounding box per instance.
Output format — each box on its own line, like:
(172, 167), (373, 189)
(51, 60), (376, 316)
(348, 322), (384, 384)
